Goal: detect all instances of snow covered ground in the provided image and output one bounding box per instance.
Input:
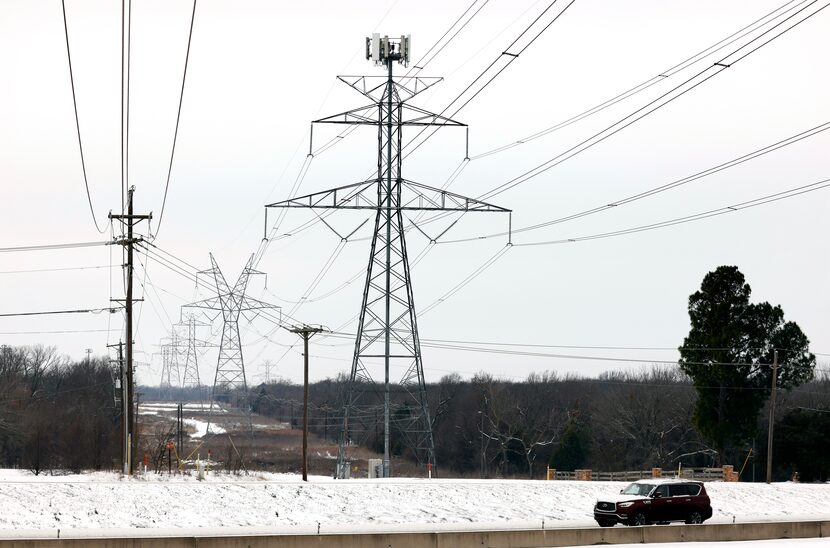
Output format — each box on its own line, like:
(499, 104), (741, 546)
(0, 470), (827, 538)
(181, 418), (225, 438)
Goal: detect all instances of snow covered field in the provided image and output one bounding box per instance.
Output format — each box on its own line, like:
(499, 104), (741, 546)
(0, 470), (827, 537)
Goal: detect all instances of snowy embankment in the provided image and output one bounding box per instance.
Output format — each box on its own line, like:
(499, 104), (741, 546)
(0, 470), (827, 537)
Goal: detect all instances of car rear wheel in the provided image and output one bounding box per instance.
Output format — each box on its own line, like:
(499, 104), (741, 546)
(685, 511), (703, 524)
(629, 512), (647, 526)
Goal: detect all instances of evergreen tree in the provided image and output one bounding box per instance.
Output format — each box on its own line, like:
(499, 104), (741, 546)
(678, 266), (814, 465)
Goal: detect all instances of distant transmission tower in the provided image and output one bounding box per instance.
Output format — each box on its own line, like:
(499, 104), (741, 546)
(180, 314), (202, 389)
(186, 253), (280, 433)
(178, 311), (213, 408)
(158, 329), (182, 399)
(266, 34), (510, 478)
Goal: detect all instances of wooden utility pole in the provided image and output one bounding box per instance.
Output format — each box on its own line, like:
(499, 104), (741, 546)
(110, 186), (151, 474)
(766, 349), (779, 484)
(290, 325), (323, 482)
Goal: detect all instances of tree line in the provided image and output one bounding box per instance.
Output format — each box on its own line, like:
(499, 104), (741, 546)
(2, 344), (827, 480)
(2, 266), (827, 480)
(248, 365), (829, 481)
(249, 266), (827, 481)
(0, 345), (121, 474)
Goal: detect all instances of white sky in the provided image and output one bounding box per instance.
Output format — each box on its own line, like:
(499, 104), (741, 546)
(1, 0), (828, 386)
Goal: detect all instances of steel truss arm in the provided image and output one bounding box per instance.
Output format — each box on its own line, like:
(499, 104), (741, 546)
(337, 75), (444, 102)
(314, 103), (465, 127)
(266, 179), (510, 213)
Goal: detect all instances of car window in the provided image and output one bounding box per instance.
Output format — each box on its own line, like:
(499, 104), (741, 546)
(668, 484), (688, 497)
(685, 484), (701, 496)
(622, 483), (654, 496)
(654, 485), (669, 497)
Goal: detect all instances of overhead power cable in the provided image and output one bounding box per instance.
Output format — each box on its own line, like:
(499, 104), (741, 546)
(400, 0), (491, 84)
(154, 0), (198, 238)
(402, 0), (578, 160)
(0, 265), (113, 275)
(0, 329), (115, 335)
(419, 245), (511, 316)
(320, 330), (821, 369)
(286, 240), (347, 317)
(317, 213), (830, 341)
(0, 241), (111, 253)
(60, 0), (108, 234)
(0, 308), (117, 318)
(441, 120), (830, 243)
(120, 0), (130, 215)
(510, 175), (830, 247)
(477, 0), (830, 202)
(469, 0), (811, 160)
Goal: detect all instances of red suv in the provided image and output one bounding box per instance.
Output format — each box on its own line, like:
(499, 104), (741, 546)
(593, 479), (712, 527)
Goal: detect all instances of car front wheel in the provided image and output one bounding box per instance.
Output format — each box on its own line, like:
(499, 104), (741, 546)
(629, 512), (647, 526)
(597, 520), (614, 527)
(685, 511), (703, 524)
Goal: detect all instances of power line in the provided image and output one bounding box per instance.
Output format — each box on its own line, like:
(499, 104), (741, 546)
(60, 0), (107, 234)
(0, 241), (111, 253)
(443, 120), (830, 243)
(0, 329), (115, 335)
(120, 0), (128, 214)
(477, 0), (830, 202)
(401, 0), (491, 83)
(418, 338), (830, 357)
(154, 0), (197, 238)
(0, 308), (117, 318)
(320, 331), (824, 370)
(125, 0), (132, 210)
(0, 265), (113, 275)
(469, 0), (811, 160)
(420, 245), (511, 316)
(510, 175), (830, 247)
(402, 0), (577, 160)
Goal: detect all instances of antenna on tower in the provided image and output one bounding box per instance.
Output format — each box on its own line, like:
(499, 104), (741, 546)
(366, 34), (410, 66)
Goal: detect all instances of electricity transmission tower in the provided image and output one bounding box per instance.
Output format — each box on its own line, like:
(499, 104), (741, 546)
(185, 253), (280, 433)
(266, 34), (510, 478)
(158, 329), (183, 399)
(179, 312), (211, 406)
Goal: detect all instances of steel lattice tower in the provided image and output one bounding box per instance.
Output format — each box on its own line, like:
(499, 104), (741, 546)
(266, 34), (510, 477)
(158, 329), (182, 399)
(180, 314), (202, 389)
(185, 253), (279, 433)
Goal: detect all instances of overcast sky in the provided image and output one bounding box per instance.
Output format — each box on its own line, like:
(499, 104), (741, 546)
(1, 0), (828, 386)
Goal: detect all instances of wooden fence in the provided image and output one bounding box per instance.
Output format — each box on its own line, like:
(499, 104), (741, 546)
(546, 466), (736, 482)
